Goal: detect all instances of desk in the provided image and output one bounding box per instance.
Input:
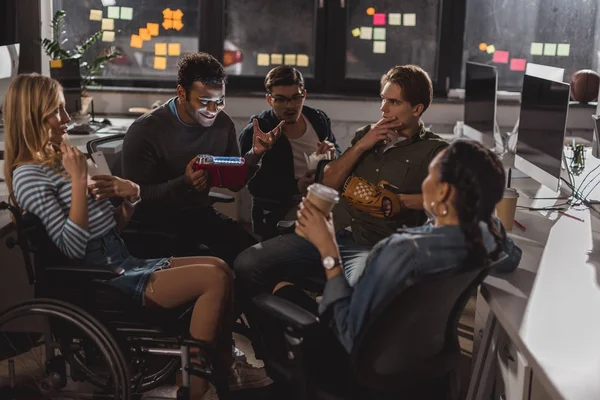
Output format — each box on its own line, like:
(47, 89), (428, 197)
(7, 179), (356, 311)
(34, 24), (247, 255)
(468, 151), (600, 400)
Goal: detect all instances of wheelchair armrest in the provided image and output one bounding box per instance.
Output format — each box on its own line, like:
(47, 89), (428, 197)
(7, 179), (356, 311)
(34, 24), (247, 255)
(253, 293), (319, 332)
(209, 191), (234, 204)
(45, 264), (125, 281)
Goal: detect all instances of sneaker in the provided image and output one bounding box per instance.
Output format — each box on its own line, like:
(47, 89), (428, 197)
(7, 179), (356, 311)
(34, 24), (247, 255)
(232, 345), (247, 362)
(228, 360), (273, 391)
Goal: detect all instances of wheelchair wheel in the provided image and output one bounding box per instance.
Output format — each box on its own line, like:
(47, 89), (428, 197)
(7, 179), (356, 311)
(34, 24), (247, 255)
(0, 299), (130, 399)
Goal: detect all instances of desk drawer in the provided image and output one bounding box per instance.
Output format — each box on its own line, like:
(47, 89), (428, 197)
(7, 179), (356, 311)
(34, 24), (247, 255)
(494, 326), (532, 400)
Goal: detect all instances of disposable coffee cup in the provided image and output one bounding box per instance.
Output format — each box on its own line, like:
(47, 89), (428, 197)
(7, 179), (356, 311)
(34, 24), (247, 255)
(295, 183), (340, 238)
(495, 188), (519, 231)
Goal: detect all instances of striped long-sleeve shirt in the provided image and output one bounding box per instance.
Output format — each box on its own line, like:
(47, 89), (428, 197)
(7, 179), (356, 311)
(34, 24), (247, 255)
(13, 164), (117, 259)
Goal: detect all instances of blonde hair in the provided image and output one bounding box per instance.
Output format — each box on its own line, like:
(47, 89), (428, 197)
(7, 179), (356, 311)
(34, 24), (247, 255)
(3, 73), (63, 206)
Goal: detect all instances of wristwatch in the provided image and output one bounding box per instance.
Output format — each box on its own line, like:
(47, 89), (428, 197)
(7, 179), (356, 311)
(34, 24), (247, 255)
(124, 196), (141, 208)
(322, 256), (342, 270)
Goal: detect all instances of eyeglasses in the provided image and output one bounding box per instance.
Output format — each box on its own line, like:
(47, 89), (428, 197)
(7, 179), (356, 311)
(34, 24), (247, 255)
(268, 93), (305, 106)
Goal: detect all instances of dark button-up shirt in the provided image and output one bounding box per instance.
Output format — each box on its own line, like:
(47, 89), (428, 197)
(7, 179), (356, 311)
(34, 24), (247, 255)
(333, 124), (448, 245)
(318, 220), (522, 353)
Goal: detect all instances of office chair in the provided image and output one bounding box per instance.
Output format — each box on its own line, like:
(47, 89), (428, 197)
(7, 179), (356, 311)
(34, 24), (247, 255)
(0, 201), (229, 399)
(252, 265), (490, 400)
(87, 134), (234, 258)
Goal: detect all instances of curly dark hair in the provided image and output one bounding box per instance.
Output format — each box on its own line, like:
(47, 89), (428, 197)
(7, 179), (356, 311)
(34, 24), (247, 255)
(177, 52), (226, 97)
(437, 140), (506, 267)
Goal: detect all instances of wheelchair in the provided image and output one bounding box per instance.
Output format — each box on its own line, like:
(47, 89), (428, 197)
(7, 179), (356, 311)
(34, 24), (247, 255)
(0, 201), (229, 399)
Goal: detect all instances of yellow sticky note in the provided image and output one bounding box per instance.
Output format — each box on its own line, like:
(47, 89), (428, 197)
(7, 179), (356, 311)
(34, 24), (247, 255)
(172, 9), (184, 20)
(373, 27), (386, 40)
(373, 41), (386, 54)
(154, 56), (167, 70)
(284, 54), (297, 65)
(360, 27), (373, 40)
(163, 8), (173, 19)
(351, 27), (361, 37)
(107, 6), (120, 19)
(270, 54), (283, 64)
(102, 18), (114, 31)
(50, 59), (63, 69)
(139, 28), (151, 41)
(486, 44), (496, 54)
(168, 43), (181, 56)
(89, 9), (102, 21)
(120, 7), (133, 20)
(130, 34), (143, 49)
(147, 23), (159, 37)
(388, 13), (401, 25)
(172, 20), (184, 31)
(403, 13), (416, 26)
(257, 53), (270, 66)
(544, 43), (557, 56)
(557, 43), (570, 56)
(155, 43), (167, 56)
(102, 31), (115, 42)
(297, 54), (309, 67)
(530, 42), (544, 55)
(162, 19), (173, 30)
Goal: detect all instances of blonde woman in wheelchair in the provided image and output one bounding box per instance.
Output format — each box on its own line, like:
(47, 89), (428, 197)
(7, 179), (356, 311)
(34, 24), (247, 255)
(2, 73), (270, 398)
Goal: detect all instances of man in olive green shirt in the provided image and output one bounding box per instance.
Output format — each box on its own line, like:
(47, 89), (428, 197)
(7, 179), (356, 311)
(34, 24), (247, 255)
(234, 65), (448, 299)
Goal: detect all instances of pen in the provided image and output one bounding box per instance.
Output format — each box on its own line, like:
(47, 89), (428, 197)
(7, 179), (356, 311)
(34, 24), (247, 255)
(513, 219), (526, 231)
(558, 210), (584, 222)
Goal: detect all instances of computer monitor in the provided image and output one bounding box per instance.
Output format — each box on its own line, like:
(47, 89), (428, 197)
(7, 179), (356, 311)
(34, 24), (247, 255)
(464, 61), (497, 149)
(515, 74), (571, 192)
(0, 43), (20, 118)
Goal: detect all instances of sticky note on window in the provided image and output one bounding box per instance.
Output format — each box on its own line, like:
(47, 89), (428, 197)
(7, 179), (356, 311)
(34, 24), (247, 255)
(120, 7), (133, 20)
(373, 13), (386, 25)
(388, 13), (401, 25)
(360, 27), (373, 40)
(297, 54), (309, 67)
(168, 43), (181, 56)
(351, 27), (361, 37)
(139, 28), (151, 41)
(373, 41), (386, 54)
(50, 59), (63, 69)
(544, 43), (556, 56)
(492, 50), (509, 64)
(89, 9), (102, 21)
(162, 19), (173, 30)
(130, 34), (143, 49)
(257, 53), (270, 66)
(530, 42), (543, 55)
(102, 31), (115, 42)
(486, 44), (496, 54)
(154, 56), (167, 70)
(155, 43), (167, 56)
(147, 23), (159, 37)
(107, 6), (120, 19)
(163, 8), (173, 19)
(373, 27), (386, 41)
(510, 58), (526, 71)
(172, 9), (184, 20)
(173, 20), (184, 31)
(403, 13), (416, 26)
(284, 54), (297, 65)
(102, 18), (114, 31)
(271, 54), (283, 64)
(557, 43), (570, 56)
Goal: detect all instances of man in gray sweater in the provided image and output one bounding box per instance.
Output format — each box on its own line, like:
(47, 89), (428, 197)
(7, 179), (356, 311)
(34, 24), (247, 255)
(122, 53), (282, 267)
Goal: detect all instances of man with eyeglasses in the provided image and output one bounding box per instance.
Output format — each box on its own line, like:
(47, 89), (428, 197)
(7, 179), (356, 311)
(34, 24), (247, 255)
(239, 66), (340, 240)
(122, 52), (280, 269)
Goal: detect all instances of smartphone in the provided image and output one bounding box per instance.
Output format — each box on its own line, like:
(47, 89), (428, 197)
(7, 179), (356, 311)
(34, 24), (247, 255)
(87, 151), (112, 185)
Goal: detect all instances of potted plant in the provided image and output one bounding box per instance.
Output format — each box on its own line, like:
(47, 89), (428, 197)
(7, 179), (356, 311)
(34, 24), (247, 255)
(42, 10), (120, 123)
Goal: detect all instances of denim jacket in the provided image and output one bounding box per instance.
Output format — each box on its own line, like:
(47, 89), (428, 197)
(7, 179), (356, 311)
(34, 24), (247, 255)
(318, 219), (522, 353)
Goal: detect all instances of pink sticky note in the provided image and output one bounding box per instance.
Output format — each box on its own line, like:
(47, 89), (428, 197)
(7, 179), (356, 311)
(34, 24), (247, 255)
(510, 58), (527, 71)
(492, 50), (509, 64)
(373, 13), (386, 25)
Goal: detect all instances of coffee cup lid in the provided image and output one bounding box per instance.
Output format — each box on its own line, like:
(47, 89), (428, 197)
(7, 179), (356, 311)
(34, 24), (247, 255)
(503, 188), (519, 198)
(307, 183), (340, 203)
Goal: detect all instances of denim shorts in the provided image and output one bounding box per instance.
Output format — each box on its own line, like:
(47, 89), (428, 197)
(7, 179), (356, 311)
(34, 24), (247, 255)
(83, 229), (170, 305)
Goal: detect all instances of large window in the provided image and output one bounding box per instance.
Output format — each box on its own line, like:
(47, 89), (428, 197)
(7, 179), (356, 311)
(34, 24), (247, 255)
(462, 0), (600, 90)
(223, 0), (317, 78)
(52, 0), (200, 82)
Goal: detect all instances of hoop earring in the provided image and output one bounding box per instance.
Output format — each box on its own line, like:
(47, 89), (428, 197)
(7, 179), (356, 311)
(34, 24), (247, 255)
(430, 201), (448, 217)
